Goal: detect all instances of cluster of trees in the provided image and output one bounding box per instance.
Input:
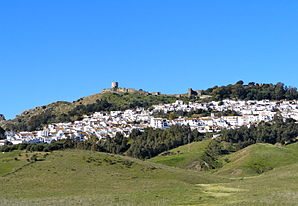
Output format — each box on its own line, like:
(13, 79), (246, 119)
(197, 116), (298, 170)
(126, 125), (204, 159)
(0, 139), (76, 153)
(203, 81), (298, 100)
(66, 125), (204, 160)
(221, 116), (298, 149)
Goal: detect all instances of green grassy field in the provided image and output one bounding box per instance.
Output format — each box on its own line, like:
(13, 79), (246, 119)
(148, 140), (211, 169)
(215, 142), (298, 177)
(0, 150), (40, 176)
(1, 144), (298, 206)
(214, 162), (298, 206)
(147, 141), (298, 205)
(0, 149), (227, 206)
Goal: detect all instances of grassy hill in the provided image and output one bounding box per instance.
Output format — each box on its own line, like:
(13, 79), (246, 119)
(216, 162), (298, 205)
(148, 139), (211, 170)
(154, 139), (298, 177)
(0, 149), (226, 206)
(215, 142), (298, 177)
(149, 141), (298, 205)
(1, 148), (298, 205)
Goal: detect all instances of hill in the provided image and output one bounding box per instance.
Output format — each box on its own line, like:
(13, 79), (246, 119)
(214, 161), (298, 205)
(2, 81), (298, 132)
(0, 92), (177, 132)
(148, 139), (211, 170)
(215, 142), (298, 177)
(2, 148), (298, 205)
(0, 149), (226, 206)
(149, 141), (298, 205)
(149, 140), (298, 178)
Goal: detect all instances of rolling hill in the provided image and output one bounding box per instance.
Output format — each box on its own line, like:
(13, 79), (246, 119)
(0, 149), (226, 206)
(1, 146), (298, 205)
(148, 139), (211, 170)
(215, 142), (298, 177)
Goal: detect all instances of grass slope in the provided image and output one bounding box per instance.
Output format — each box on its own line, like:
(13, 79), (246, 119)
(0, 149), (225, 206)
(2, 148), (298, 205)
(215, 142), (298, 177)
(0, 150), (32, 176)
(213, 162), (298, 206)
(148, 140), (211, 169)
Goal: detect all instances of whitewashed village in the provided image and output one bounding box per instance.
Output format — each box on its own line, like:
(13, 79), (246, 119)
(3, 97), (298, 146)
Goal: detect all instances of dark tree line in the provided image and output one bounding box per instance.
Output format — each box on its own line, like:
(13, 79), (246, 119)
(221, 116), (298, 150)
(126, 125), (204, 159)
(203, 81), (298, 100)
(0, 139), (76, 153)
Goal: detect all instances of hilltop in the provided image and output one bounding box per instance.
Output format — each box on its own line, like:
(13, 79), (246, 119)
(216, 142), (298, 177)
(149, 140), (298, 177)
(2, 81), (298, 133)
(148, 139), (211, 170)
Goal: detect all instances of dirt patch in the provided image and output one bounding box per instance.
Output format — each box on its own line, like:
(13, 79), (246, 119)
(197, 183), (247, 198)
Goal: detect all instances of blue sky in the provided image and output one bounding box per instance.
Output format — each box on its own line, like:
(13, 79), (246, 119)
(1, 0), (298, 119)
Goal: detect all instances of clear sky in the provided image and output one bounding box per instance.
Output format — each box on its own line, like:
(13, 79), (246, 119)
(1, 0), (298, 119)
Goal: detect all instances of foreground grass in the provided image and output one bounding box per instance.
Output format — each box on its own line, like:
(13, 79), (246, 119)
(216, 162), (298, 206)
(0, 149), (226, 206)
(1, 147), (298, 206)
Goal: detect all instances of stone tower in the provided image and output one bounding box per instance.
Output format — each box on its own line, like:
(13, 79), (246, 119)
(111, 82), (119, 89)
(188, 88), (194, 97)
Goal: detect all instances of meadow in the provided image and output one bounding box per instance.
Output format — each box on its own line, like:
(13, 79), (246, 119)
(1, 142), (298, 205)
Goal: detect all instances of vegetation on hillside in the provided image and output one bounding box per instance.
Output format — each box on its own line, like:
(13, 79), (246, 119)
(196, 116), (298, 171)
(221, 115), (298, 148)
(216, 142), (298, 177)
(203, 81), (298, 100)
(126, 125), (204, 159)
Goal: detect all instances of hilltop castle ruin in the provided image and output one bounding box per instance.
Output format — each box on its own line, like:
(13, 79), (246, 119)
(102, 82), (202, 97)
(102, 82), (160, 95)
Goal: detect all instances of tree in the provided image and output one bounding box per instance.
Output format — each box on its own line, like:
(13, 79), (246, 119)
(236, 80), (244, 85)
(0, 126), (5, 140)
